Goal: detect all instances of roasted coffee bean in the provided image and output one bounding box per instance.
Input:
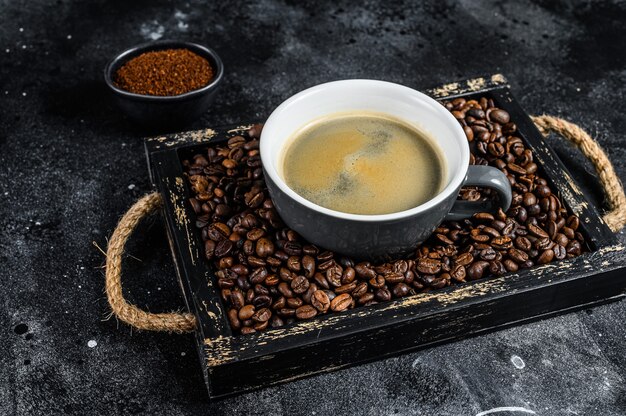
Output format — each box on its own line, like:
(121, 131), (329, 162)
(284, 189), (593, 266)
(534, 237), (553, 251)
(238, 304), (255, 320)
(528, 224), (549, 238)
(302, 245), (319, 256)
(503, 259), (519, 272)
(278, 307), (296, 317)
(355, 262), (377, 279)
(435, 233), (453, 245)
(508, 248), (529, 263)
(254, 319), (269, 331)
(489, 260), (506, 276)
(369, 275), (386, 289)
(255, 238), (274, 258)
(246, 228), (265, 241)
(416, 258), (442, 274)
(286, 297), (303, 309)
(228, 308), (241, 330)
(287, 256), (301, 272)
(553, 244), (567, 260)
(491, 236), (512, 250)
(546, 220), (558, 239)
(482, 226), (500, 238)
(392, 283), (411, 297)
(302, 255), (316, 278)
(252, 307), (271, 322)
(279, 267), (293, 282)
(311, 290), (331, 312)
(567, 215), (580, 230)
(331, 293), (352, 312)
(489, 109), (510, 124)
(567, 240), (582, 256)
(249, 267), (268, 284)
(326, 264), (343, 287)
(537, 249), (555, 265)
(253, 294), (272, 308)
(296, 305), (318, 320)
(562, 226), (575, 240)
(352, 281), (368, 297)
(278, 282), (294, 298)
(522, 192), (537, 207)
(374, 288), (392, 302)
(384, 272), (405, 284)
(335, 282), (357, 294)
(479, 247), (497, 261)
(342, 266), (357, 284)
(467, 261), (490, 280)
(358, 293), (375, 304)
(314, 272), (330, 290)
(240, 327), (256, 335)
(291, 275), (310, 294)
(283, 241), (302, 256)
(318, 259), (335, 271)
(553, 232), (568, 247)
(204, 240), (216, 260)
(272, 296), (286, 310)
(214, 240), (234, 257)
(230, 291), (245, 309)
(455, 252), (474, 267)
(450, 264), (466, 282)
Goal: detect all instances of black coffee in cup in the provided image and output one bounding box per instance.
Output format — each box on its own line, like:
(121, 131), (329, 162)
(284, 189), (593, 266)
(281, 112), (447, 215)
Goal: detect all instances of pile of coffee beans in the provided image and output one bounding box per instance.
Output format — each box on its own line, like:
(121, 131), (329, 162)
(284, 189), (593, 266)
(182, 97), (586, 335)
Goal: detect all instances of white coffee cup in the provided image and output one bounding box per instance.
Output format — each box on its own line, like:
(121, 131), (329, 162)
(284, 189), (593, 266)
(260, 80), (511, 260)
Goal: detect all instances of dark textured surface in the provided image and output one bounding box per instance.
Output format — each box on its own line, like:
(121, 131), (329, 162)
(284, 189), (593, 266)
(1, 1), (625, 415)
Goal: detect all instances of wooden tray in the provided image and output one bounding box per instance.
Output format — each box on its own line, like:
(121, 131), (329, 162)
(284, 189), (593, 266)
(144, 74), (626, 399)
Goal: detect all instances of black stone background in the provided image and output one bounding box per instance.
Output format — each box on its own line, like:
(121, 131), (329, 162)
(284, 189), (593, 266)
(2, 1), (626, 415)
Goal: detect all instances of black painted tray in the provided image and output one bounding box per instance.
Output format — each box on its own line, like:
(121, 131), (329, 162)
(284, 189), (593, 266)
(144, 74), (626, 399)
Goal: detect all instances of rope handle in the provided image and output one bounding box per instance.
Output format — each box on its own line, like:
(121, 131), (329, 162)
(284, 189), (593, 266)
(105, 116), (625, 333)
(531, 115), (626, 232)
(105, 192), (196, 333)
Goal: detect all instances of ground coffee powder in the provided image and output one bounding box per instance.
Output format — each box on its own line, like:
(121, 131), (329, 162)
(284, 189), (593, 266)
(114, 48), (214, 96)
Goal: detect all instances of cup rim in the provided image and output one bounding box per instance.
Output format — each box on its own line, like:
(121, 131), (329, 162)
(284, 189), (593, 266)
(260, 79), (470, 222)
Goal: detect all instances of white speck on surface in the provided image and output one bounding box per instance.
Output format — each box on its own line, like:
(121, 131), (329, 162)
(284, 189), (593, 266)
(181, 352), (186, 356)
(78, 285), (81, 289)
(22, 92), (26, 96)
(511, 355), (525, 369)
(128, 184), (136, 190)
(87, 340), (97, 348)
(80, 266), (85, 270)
(476, 407), (536, 416)
(67, 34), (72, 39)
(576, 87), (581, 92)
(174, 10), (189, 31)
(35, 221), (41, 226)
(22, 44), (27, 49)
(19, 27), (24, 32)
(5, 48), (9, 53)
(140, 20), (165, 40)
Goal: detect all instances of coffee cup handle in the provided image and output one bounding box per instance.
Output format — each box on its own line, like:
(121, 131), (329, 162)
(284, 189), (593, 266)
(445, 165), (513, 221)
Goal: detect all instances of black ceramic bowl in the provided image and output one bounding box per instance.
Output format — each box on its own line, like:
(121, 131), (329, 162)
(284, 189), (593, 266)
(104, 40), (224, 129)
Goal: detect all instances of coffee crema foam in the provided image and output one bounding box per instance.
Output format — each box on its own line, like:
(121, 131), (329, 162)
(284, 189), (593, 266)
(281, 112), (447, 215)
